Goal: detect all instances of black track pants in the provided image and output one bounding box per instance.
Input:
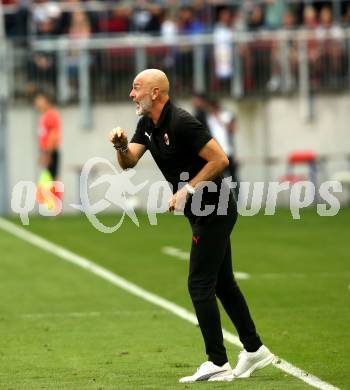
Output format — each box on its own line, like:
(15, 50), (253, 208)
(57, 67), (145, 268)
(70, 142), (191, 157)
(186, 199), (262, 365)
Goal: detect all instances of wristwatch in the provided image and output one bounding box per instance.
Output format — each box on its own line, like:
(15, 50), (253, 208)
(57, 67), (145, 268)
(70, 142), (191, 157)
(185, 184), (196, 195)
(114, 143), (128, 153)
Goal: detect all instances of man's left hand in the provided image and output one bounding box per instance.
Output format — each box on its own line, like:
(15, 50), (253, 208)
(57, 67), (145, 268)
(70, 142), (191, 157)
(168, 186), (190, 212)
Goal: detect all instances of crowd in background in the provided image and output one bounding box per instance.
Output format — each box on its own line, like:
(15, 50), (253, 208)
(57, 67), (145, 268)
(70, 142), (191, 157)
(3, 1), (350, 101)
(3, 1), (350, 39)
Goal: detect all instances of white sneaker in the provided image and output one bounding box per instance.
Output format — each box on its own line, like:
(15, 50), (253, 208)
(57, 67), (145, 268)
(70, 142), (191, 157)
(233, 345), (274, 378)
(179, 361), (234, 383)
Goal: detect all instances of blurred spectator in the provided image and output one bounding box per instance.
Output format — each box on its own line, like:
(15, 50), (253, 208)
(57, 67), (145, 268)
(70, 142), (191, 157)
(34, 90), (61, 181)
(34, 90), (62, 212)
(213, 7), (234, 82)
(343, 4), (350, 26)
(267, 8), (298, 91)
(233, 8), (247, 31)
(68, 9), (91, 40)
(283, 8), (297, 29)
(4, 0), (29, 39)
(98, 6), (130, 34)
(57, 0), (77, 35)
(242, 4), (270, 91)
(283, 8), (299, 83)
(160, 9), (178, 38)
(177, 6), (205, 35)
(247, 4), (264, 31)
(316, 6), (345, 86)
(65, 9), (92, 99)
(26, 0), (59, 97)
(175, 7), (204, 92)
(303, 5), (321, 85)
(159, 10), (178, 72)
(206, 98), (239, 196)
(316, 6), (344, 43)
(32, 0), (61, 36)
(146, 5), (162, 34)
(131, 2), (161, 34)
(144, 6), (173, 71)
(191, 0), (211, 28)
(58, 0), (98, 35)
(303, 4), (318, 29)
(264, 0), (287, 30)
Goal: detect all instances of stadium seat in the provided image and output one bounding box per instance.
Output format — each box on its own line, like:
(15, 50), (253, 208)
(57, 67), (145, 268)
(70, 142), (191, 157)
(280, 150), (317, 185)
(279, 150), (318, 205)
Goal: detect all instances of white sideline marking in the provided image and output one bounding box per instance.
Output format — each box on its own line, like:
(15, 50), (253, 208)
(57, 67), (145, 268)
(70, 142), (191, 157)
(162, 246), (189, 260)
(161, 246), (251, 280)
(7, 310), (165, 320)
(0, 217), (339, 390)
(161, 247), (350, 281)
(234, 272), (251, 280)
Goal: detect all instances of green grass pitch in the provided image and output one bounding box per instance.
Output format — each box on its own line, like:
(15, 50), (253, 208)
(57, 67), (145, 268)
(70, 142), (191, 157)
(0, 209), (349, 389)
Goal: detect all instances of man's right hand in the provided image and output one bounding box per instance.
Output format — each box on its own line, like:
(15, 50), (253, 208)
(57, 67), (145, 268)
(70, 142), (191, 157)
(108, 127), (146, 170)
(108, 127), (128, 149)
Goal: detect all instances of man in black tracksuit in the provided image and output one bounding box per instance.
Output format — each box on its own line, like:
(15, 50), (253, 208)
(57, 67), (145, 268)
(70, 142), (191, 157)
(109, 69), (274, 382)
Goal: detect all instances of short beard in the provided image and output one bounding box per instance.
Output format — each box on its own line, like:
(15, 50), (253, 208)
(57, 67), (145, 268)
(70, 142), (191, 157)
(136, 95), (152, 116)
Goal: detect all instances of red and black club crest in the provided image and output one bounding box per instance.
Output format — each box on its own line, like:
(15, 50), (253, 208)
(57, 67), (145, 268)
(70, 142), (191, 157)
(163, 132), (170, 146)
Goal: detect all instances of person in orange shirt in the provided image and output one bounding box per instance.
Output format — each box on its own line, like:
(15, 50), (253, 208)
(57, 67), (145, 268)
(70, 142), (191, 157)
(34, 91), (61, 181)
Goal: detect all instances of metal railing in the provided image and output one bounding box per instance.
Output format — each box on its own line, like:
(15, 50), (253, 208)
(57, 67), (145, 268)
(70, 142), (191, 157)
(4, 29), (350, 126)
